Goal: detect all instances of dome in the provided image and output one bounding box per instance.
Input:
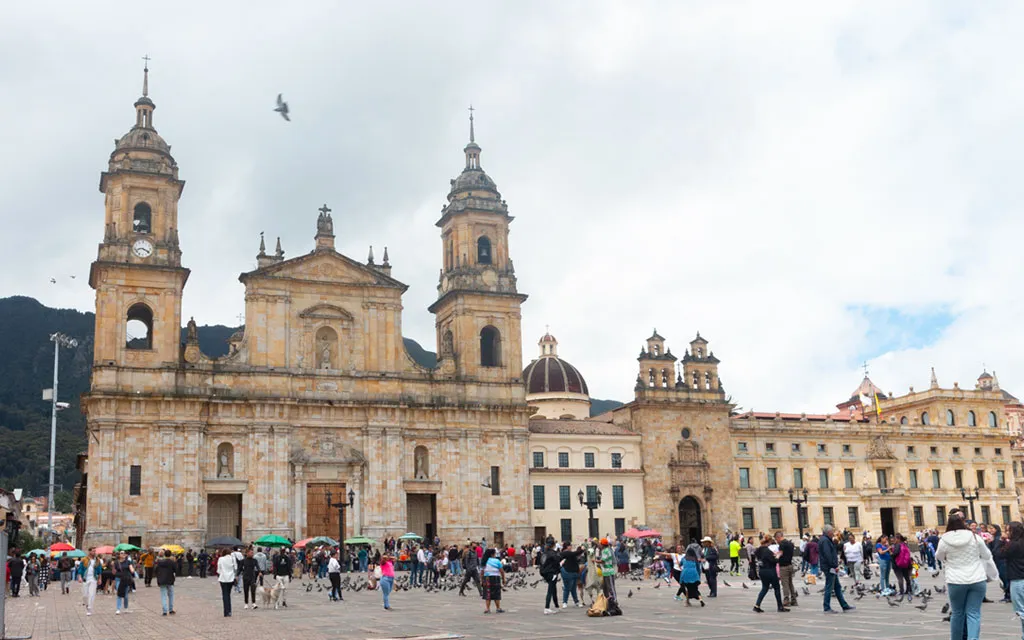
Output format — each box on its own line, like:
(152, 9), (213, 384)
(522, 333), (589, 396)
(449, 167), (499, 197)
(114, 126), (172, 157)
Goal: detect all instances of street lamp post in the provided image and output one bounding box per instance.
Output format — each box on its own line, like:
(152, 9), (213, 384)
(44, 332), (78, 549)
(788, 487), (810, 539)
(578, 488), (602, 539)
(960, 487), (980, 522)
(326, 488), (355, 571)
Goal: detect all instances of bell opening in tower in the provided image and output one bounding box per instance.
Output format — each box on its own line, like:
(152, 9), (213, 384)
(480, 326), (501, 367)
(125, 303), (153, 350)
(132, 202), (152, 234)
(477, 236), (492, 264)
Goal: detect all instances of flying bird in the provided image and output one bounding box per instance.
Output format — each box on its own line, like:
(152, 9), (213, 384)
(274, 93), (290, 121)
(50, 278), (56, 284)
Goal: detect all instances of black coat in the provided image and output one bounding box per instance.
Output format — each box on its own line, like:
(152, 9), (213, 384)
(997, 539), (1024, 582)
(155, 558), (176, 586)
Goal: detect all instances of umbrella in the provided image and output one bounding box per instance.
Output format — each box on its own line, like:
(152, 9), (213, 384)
(158, 544), (185, 555)
(309, 536), (338, 547)
(94, 545), (116, 555)
(49, 542), (75, 552)
(207, 535), (243, 548)
(254, 534), (292, 548)
(294, 537), (315, 548)
(343, 536), (376, 545)
(398, 532), (423, 541)
(114, 543), (141, 552)
(53, 549), (86, 558)
(26, 549), (48, 557)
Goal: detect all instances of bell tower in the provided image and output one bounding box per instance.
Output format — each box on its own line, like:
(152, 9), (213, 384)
(89, 59), (189, 369)
(428, 108), (526, 380)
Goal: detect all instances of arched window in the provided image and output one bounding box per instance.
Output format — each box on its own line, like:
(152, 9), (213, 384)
(442, 329), (454, 356)
(704, 371), (712, 390)
(480, 326), (501, 367)
(989, 411), (998, 428)
(661, 369), (668, 387)
(413, 445), (429, 479)
(125, 303), (153, 349)
(216, 442), (234, 478)
(946, 409), (955, 426)
(697, 348), (703, 358)
(967, 411), (976, 427)
(921, 411), (930, 426)
(477, 236), (492, 265)
(900, 416), (908, 425)
(691, 372), (699, 389)
(653, 344), (660, 356)
(315, 326), (338, 369)
(648, 368), (655, 387)
(133, 202), (152, 234)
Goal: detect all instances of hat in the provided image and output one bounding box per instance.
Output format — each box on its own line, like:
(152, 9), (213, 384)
(700, 536), (713, 543)
(600, 538), (609, 546)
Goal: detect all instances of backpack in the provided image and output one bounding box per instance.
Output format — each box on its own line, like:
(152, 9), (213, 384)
(895, 543), (912, 569)
(606, 597), (623, 616)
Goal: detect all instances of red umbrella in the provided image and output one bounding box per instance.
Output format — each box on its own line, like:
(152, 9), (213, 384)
(623, 528), (662, 539)
(94, 545), (115, 555)
(294, 537), (315, 548)
(49, 542), (75, 552)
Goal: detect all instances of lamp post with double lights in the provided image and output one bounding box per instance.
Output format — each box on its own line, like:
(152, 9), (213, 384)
(960, 487), (980, 522)
(788, 487), (810, 539)
(326, 488), (355, 571)
(44, 332), (78, 547)
(578, 488), (602, 539)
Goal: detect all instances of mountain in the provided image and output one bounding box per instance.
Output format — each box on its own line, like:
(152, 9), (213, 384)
(0, 296), (624, 497)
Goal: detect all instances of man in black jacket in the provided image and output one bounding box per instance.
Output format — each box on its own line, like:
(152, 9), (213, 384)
(7, 553), (24, 597)
(272, 550), (292, 607)
(775, 532), (796, 606)
(819, 525), (854, 614)
(155, 549), (177, 616)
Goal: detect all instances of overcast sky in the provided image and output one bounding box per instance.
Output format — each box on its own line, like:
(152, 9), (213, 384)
(3, 1), (1023, 411)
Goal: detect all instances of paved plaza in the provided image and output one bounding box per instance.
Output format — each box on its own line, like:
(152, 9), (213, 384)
(4, 570), (1024, 640)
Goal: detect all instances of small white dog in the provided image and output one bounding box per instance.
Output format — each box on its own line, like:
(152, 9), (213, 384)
(256, 582), (284, 609)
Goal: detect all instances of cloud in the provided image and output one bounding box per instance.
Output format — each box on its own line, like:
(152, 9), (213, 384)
(2, 1), (1022, 414)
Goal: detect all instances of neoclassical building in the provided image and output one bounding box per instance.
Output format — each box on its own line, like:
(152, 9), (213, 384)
(81, 68), (533, 548)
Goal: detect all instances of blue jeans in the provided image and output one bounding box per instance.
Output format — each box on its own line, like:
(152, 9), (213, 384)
(947, 581), (985, 640)
(381, 576), (394, 608)
(359, 558), (368, 573)
(1010, 579), (1024, 640)
(450, 560), (461, 576)
(159, 584), (174, 613)
(561, 569), (579, 604)
(878, 557), (891, 592)
(410, 561), (421, 585)
(822, 570), (850, 611)
(116, 593), (129, 611)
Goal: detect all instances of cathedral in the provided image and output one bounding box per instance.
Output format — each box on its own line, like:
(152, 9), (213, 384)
(78, 67), (1023, 550)
(81, 68), (532, 548)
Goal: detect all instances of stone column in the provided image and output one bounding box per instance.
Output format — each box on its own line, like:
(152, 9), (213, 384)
(292, 463), (305, 540)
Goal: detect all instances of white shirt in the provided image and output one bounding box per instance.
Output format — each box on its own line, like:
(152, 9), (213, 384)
(217, 554), (237, 583)
(936, 530), (993, 585)
(417, 549), (427, 563)
(843, 542), (863, 563)
(328, 557), (341, 574)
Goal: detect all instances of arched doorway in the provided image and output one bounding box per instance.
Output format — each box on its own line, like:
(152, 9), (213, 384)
(678, 496), (702, 544)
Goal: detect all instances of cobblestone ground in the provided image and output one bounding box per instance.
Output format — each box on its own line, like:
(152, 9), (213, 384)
(4, 570), (1024, 639)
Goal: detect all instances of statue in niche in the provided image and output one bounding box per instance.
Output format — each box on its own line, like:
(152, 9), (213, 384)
(319, 336), (331, 369)
(216, 443), (234, 478)
(414, 446), (429, 480)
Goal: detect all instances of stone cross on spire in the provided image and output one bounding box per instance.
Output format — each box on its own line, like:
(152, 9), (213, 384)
(469, 104), (475, 143)
(315, 203), (335, 251)
(142, 54), (151, 97)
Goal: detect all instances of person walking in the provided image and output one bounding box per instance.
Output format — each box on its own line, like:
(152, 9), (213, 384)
(559, 543), (584, 608)
(843, 533), (864, 586)
(156, 549), (177, 616)
(677, 546), (705, 607)
(272, 548), (292, 607)
(114, 551), (135, 614)
(141, 548), (155, 587)
(775, 532), (796, 606)
(481, 548), (505, 614)
(379, 553), (395, 610)
(891, 533), (914, 598)
(197, 549), (209, 579)
(819, 525), (854, 614)
(7, 553), (23, 598)
(327, 549), (343, 602)
(78, 547), (101, 616)
(38, 554), (49, 591)
(702, 537), (720, 598)
(729, 535), (741, 575)
(752, 535), (787, 613)
(997, 521), (1024, 637)
(217, 549), (236, 617)
(254, 547), (268, 586)
(58, 552), (73, 594)
(539, 538), (560, 614)
(231, 546), (244, 594)
(936, 513), (997, 640)
(459, 544), (482, 597)
(25, 557), (39, 597)
(241, 548), (261, 609)
(805, 535), (819, 577)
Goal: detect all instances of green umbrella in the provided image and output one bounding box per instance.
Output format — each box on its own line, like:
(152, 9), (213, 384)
(27, 549), (48, 557)
(309, 536), (338, 547)
(398, 532), (423, 541)
(65, 550), (87, 558)
(343, 536), (376, 545)
(114, 543), (141, 552)
(254, 534), (292, 548)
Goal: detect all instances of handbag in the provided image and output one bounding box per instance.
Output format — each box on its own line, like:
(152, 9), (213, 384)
(374, 566), (383, 579)
(976, 536), (999, 582)
(701, 560), (710, 571)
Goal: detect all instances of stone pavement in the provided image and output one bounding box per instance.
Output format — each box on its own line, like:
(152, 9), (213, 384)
(4, 570), (1024, 640)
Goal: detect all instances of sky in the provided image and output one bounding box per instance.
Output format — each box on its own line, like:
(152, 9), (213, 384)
(2, 1), (1023, 411)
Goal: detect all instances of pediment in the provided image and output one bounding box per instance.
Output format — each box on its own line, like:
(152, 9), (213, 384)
(299, 303), (354, 321)
(240, 250), (407, 291)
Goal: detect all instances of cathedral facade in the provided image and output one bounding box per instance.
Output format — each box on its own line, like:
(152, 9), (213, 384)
(81, 70), (532, 548)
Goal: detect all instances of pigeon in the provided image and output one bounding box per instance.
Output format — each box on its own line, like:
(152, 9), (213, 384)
(742, 583), (749, 589)
(722, 580), (731, 587)
(627, 589), (633, 598)
(801, 587), (810, 596)
(934, 585), (947, 594)
(915, 602), (928, 611)
(931, 571), (940, 578)
(941, 603), (950, 614)
(274, 93), (290, 121)
(887, 598), (900, 607)
(50, 278), (56, 284)
(653, 582), (661, 589)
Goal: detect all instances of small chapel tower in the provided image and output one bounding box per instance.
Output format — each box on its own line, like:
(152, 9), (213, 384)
(637, 329), (677, 389)
(89, 59), (189, 368)
(428, 109), (527, 380)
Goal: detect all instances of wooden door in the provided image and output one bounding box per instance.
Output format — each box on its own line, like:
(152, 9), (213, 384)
(306, 483), (345, 539)
(208, 494), (241, 540)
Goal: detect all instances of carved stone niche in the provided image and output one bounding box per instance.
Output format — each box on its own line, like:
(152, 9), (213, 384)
(669, 440), (710, 488)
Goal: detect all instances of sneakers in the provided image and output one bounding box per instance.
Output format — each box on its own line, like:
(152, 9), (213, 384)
(169, 610), (176, 615)
(115, 610), (120, 615)
(544, 608), (554, 614)
(574, 602), (583, 608)
(251, 605), (257, 610)
(162, 612), (167, 616)
(753, 606), (764, 613)
(244, 605), (250, 610)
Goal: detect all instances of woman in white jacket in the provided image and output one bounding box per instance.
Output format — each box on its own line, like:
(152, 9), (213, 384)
(935, 514), (997, 640)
